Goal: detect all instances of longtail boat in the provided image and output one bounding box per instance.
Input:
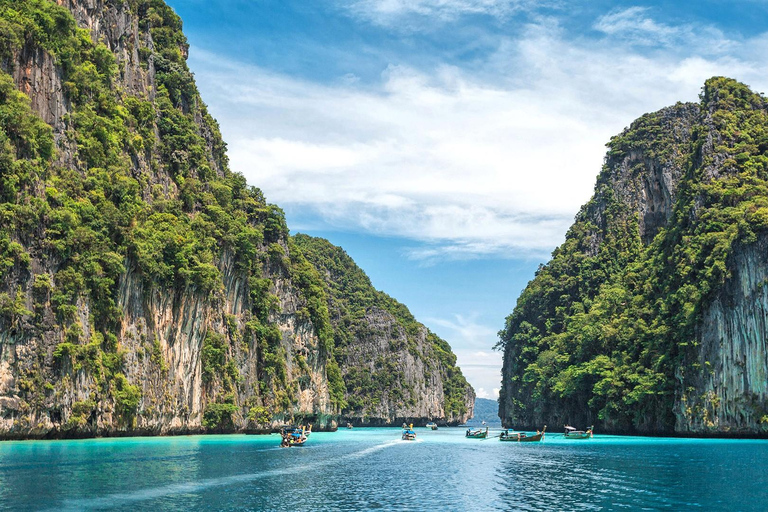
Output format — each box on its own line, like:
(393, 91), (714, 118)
(425, 422), (438, 430)
(402, 424), (417, 441)
(465, 426), (489, 439)
(280, 425), (310, 447)
(499, 425), (546, 442)
(564, 425), (593, 439)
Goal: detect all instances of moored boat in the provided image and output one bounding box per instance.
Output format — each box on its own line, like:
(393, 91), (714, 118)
(347, 422), (353, 429)
(465, 426), (489, 439)
(564, 425), (593, 439)
(425, 422), (438, 430)
(402, 424), (417, 441)
(499, 426), (546, 442)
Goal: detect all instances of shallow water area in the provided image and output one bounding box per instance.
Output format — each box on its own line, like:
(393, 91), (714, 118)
(1, 427), (767, 511)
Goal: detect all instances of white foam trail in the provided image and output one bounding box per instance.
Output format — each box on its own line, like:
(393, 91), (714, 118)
(343, 439), (401, 460)
(45, 440), (399, 511)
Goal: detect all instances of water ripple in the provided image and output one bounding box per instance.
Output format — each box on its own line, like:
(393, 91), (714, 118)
(43, 439), (400, 511)
(0, 430), (765, 511)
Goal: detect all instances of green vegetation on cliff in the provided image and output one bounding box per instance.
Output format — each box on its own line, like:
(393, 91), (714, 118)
(498, 78), (768, 433)
(293, 234), (472, 421)
(0, 0), (340, 431)
(0, 0), (468, 435)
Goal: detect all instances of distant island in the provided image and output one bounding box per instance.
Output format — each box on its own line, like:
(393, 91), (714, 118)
(464, 398), (501, 427)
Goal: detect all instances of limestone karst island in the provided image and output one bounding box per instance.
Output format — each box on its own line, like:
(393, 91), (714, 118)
(0, 0), (767, 510)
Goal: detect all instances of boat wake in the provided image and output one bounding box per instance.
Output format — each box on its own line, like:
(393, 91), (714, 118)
(343, 439), (402, 460)
(46, 440), (399, 511)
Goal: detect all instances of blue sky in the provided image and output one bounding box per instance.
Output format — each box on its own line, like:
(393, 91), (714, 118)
(165, 0), (768, 399)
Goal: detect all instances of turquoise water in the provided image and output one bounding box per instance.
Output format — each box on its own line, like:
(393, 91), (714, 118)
(1, 428), (767, 511)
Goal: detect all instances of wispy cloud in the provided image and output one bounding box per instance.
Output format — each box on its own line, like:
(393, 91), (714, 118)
(342, 0), (544, 26)
(423, 314), (504, 392)
(593, 6), (734, 53)
(189, 10), (768, 261)
(425, 314), (498, 347)
(595, 7), (682, 43)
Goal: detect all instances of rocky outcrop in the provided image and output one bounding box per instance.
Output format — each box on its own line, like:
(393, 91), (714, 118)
(498, 78), (768, 436)
(338, 307), (474, 426)
(602, 103), (699, 245)
(13, 45), (68, 130)
(0, 0), (334, 438)
(678, 235), (768, 433)
(293, 235), (474, 426)
(572, 102), (699, 257)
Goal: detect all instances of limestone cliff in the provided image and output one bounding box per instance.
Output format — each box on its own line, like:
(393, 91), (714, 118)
(680, 235), (768, 433)
(498, 78), (768, 435)
(293, 235), (474, 426)
(0, 0), (472, 439)
(0, 0), (337, 438)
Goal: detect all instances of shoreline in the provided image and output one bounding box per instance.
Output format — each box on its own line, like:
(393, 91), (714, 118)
(2, 425), (768, 442)
(0, 418), (468, 442)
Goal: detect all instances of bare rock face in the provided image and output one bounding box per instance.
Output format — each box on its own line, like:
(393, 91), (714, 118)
(580, 103), (699, 253)
(677, 236), (768, 434)
(609, 105), (699, 245)
(13, 45), (68, 129)
(342, 307), (474, 426)
(103, 249), (332, 435)
(59, 0), (155, 98)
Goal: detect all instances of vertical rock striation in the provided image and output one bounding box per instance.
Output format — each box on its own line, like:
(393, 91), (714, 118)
(679, 236), (768, 433)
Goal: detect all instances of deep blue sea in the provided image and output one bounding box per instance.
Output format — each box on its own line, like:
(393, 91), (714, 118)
(1, 427), (767, 511)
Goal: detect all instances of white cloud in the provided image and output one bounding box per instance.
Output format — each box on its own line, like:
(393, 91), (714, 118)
(425, 314), (498, 347)
(593, 7), (734, 53)
(595, 7), (680, 43)
(189, 12), (768, 261)
(475, 387), (500, 399)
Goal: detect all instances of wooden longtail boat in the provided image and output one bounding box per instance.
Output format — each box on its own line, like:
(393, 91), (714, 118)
(499, 425), (546, 442)
(402, 424), (417, 440)
(280, 425), (310, 447)
(465, 426), (489, 439)
(564, 425), (593, 439)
